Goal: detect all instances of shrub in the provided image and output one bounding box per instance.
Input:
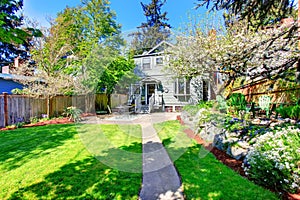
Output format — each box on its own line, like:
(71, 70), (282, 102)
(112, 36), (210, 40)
(63, 106), (82, 122)
(182, 105), (200, 116)
(11, 88), (24, 95)
(227, 93), (247, 113)
(276, 104), (300, 120)
(216, 95), (227, 112)
(243, 126), (300, 193)
(197, 100), (214, 109)
(30, 116), (39, 124)
(15, 122), (25, 128)
(183, 101), (214, 116)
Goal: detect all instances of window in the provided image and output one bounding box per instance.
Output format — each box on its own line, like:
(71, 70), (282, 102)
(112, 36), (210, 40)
(142, 57), (151, 70)
(174, 78), (191, 102)
(156, 57), (163, 65)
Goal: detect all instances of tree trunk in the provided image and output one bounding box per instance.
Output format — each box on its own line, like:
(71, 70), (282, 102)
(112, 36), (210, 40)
(46, 95), (51, 118)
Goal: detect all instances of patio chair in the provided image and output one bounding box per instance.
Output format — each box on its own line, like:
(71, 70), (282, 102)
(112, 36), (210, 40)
(258, 95), (271, 118)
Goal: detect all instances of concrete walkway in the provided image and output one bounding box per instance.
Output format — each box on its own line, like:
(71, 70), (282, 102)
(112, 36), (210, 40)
(138, 114), (184, 200)
(83, 113), (184, 199)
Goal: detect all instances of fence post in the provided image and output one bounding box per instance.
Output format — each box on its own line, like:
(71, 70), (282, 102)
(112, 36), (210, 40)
(3, 92), (8, 127)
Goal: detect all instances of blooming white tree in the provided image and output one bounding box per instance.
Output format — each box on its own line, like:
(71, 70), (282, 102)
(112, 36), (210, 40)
(166, 20), (299, 95)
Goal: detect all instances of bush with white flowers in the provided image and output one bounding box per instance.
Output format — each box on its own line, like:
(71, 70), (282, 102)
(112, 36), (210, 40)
(243, 126), (300, 193)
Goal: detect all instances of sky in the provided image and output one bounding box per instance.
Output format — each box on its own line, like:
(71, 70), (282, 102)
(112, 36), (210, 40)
(23, 0), (214, 33)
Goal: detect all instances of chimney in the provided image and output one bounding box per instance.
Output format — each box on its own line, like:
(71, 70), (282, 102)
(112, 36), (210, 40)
(14, 57), (19, 68)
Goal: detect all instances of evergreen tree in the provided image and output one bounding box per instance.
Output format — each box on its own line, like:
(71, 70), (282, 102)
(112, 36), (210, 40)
(197, 0), (296, 29)
(0, 0), (41, 66)
(130, 0), (171, 54)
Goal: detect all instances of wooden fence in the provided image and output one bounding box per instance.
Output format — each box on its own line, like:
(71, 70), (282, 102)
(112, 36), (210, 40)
(110, 94), (128, 108)
(0, 93), (128, 128)
(0, 93), (95, 128)
(232, 78), (300, 104)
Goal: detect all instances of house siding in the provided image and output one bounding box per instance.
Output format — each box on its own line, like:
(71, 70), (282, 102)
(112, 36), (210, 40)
(132, 41), (216, 112)
(134, 54), (191, 109)
(135, 56), (175, 92)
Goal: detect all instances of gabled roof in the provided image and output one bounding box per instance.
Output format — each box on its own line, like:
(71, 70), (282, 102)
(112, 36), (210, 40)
(135, 41), (174, 58)
(145, 41), (173, 55)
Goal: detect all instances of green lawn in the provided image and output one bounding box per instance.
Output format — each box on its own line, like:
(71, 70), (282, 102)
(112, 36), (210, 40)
(0, 124), (142, 200)
(155, 120), (279, 200)
(1, 121), (280, 200)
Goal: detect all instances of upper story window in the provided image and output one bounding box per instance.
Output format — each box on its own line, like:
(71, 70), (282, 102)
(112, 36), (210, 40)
(156, 57), (163, 65)
(142, 57), (151, 70)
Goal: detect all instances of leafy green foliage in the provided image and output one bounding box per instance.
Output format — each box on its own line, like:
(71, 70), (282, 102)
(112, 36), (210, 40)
(63, 106), (83, 122)
(183, 101), (214, 116)
(55, 0), (123, 70)
(227, 93), (247, 113)
(0, 0), (41, 65)
(83, 44), (136, 94)
(98, 56), (135, 94)
(276, 104), (300, 120)
(14, 13), (77, 111)
(197, 0), (295, 29)
(29, 116), (39, 124)
(11, 88), (24, 95)
(15, 0), (126, 116)
(45, 0), (124, 79)
(54, 0), (132, 95)
(216, 95), (228, 112)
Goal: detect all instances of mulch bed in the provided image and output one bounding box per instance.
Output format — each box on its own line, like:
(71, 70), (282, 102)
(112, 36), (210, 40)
(24, 118), (74, 127)
(0, 118), (73, 131)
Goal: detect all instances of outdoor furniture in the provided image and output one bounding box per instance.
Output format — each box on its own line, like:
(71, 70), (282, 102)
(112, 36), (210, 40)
(258, 95), (271, 118)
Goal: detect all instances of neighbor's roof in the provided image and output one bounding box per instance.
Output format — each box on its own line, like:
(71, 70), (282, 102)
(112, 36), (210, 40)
(0, 73), (23, 80)
(0, 73), (37, 82)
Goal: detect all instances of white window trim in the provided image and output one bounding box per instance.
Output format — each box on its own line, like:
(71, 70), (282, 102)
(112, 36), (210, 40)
(174, 78), (191, 102)
(142, 57), (151, 70)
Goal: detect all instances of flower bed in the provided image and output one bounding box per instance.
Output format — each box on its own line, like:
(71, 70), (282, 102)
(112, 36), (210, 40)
(180, 105), (300, 196)
(243, 126), (300, 194)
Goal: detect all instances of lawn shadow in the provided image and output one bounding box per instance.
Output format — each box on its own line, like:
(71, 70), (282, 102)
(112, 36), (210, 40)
(77, 123), (143, 173)
(8, 142), (142, 200)
(94, 141), (143, 173)
(0, 124), (77, 171)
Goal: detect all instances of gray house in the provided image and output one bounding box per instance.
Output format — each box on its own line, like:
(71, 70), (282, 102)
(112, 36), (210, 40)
(129, 41), (214, 113)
